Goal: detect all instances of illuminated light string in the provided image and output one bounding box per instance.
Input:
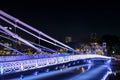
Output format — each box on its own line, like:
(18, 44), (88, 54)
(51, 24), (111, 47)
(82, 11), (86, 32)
(0, 15), (69, 51)
(0, 25), (41, 53)
(0, 31), (57, 53)
(0, 10), (75, 52)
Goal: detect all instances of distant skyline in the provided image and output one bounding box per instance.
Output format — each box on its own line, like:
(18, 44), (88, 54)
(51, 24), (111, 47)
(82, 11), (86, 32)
(0, 1), (120, 42)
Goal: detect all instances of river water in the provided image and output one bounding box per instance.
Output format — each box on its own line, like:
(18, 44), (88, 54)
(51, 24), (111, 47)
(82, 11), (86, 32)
(36, 59), (120, 80)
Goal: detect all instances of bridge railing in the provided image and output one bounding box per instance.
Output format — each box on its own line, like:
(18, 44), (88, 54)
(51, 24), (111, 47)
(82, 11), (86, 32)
(0, 54), (112, 75)
(0, 54), (63, 62)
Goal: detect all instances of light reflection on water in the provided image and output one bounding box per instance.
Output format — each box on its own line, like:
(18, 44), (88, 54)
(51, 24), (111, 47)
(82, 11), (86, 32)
(76, 67), (86, 73)
(106, 59), (120, 80)
(64, 60), (120, 80)
(7, 59), (120, 80)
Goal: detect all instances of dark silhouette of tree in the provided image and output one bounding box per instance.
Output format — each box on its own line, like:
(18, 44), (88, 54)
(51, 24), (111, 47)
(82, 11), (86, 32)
(99, 34), (120, 55)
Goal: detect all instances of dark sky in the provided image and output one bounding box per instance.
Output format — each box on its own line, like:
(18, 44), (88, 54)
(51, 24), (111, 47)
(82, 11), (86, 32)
(0, 1), (120, 42)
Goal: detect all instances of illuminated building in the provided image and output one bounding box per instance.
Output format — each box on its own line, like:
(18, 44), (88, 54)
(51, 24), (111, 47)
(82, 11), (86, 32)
(65, 36), (72, 43)
(90, 33), (97, 42)
(0, 26), (13, 55)
(91, 42), (107, 55)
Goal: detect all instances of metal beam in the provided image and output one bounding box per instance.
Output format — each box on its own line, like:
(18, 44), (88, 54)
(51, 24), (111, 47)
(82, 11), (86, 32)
(0, 10), (75, 51)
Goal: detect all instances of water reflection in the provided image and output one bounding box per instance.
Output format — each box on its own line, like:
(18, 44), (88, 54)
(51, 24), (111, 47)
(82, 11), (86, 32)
(106, 59), (120, 80)
(107, 72), (120, 80)
(76, 67), (86, 73)
(76, 66), (89, 73)
(66, 60), (120, 80)
(9, 59), (120, 80)
(69, 65), (112, 80)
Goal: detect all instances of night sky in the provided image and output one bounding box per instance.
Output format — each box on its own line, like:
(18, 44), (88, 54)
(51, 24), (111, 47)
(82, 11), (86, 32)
(0, 1), (120, 42)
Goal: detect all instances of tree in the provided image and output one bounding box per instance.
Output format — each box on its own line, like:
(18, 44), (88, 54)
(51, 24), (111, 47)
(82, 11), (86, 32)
(99, 34), (120, 55)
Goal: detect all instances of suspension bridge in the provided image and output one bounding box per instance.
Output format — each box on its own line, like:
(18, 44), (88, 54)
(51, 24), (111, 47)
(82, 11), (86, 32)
(0, 10), (115, 79)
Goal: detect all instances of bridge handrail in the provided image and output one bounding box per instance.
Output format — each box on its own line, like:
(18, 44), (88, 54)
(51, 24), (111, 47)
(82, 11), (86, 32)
(0, 54), (112, 75)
